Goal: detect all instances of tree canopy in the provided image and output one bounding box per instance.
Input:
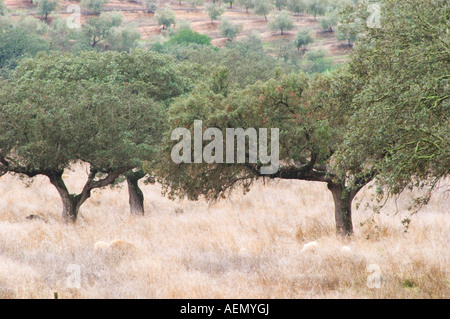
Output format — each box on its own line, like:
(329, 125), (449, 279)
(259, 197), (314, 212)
(334, 0), (449, 209)
(155, 66), (374, 236)
(0, 50), (192, 220)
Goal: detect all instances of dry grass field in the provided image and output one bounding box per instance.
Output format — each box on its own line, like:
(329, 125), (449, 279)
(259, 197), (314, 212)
(1, 0), (448, 300)
(0, 163), (448, 299)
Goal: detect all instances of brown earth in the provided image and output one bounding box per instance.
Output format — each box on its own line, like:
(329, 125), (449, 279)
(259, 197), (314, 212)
(4, 0), (349, 60)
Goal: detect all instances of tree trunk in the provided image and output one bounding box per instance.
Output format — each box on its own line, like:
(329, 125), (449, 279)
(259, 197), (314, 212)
(328, 182), (354, 236)
(48, 168), (125, 223)
(126, 172), (145, 216)
(48, 173), (81, 223)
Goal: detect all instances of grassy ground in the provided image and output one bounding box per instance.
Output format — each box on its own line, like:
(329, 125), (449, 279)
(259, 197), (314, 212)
(0, 163), (448, 299)
(1, 0), (447, 300)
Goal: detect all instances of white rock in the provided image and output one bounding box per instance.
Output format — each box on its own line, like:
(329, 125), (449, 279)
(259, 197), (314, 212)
(341, 246), (352, 253)
(94, 241), (111, 252)
(301, 241), (319, 252)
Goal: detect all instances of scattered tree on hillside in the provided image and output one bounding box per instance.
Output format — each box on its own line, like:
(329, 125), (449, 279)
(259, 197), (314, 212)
(224, 0), (235, 9)
(253, 0), (272, 21)
(269, 10), (294, 35)
(319, 12), (338, 32)
(293, 28), (313, 51)
(81, 0), (109, 15)
(237, 0), (254, 13)
(287, 0), (306, 16)
(306, 0), (328, 21)
(219, 18), (242, 41)
(206, 3), (226, 24)
(273, 0), (288, 11)
(35, 0), (59, 21)
(335, 0), (366, 47)
(83, 12), (123, 48)
(105, 23), (141, 52)
(144, 0), (157, 13)
(155, 8), (176, 30)
(187, 0), (204, 10)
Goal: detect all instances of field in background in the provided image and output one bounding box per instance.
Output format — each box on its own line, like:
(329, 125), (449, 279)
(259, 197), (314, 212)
(0, 163), (448, 298)
(3, 0), (350, 62)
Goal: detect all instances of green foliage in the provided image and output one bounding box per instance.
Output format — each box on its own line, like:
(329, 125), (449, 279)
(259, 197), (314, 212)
(156, 68), (356, 200)
(0, 28), (49, 78)
(320, 12), (338, 32)
(268, 10), (294, 35)
(35, 0), (58, 20)
(273, 0), (288, 11)
(12, 50), (192, 103)
(14, 15), (49, 35)
(205, 3), (226, 24)
(219, 18), (243, 41)
(306, 0), (328, 20)
(155, 8), (176, 29)
(237, 0), (254, 13)
(335, 0), (367, 46)
(152, 33), (296, 88)
(105, 23), (141, 52)
(335, 0), (449, 204)
(0, 0), (8, 16)
(287, 0), (306, 15)
(167, 28), (212, 46)
(301, 49), (334, 74)
(82, 11), (123, 48)
(144, 0), (157, 13)
(272, 38), (296, 63)
(48, 17), (83, 51)
(293, 28), (314, 50)
(0, 79), (163, 174)
(253, 0), (272, 21)
(81, 0), (109, 15)
(187, 0), (204, 9)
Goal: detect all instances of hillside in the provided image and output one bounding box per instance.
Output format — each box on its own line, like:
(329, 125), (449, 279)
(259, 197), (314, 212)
(3, 0), (350, 62)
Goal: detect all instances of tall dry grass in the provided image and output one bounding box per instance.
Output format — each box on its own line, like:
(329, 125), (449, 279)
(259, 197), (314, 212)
(0, 163), (448, 299)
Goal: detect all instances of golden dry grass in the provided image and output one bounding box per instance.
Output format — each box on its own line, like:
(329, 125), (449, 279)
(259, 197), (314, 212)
(0, 163), (448, 299)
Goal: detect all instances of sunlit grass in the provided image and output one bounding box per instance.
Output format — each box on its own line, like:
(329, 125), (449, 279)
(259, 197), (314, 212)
(0, 164), (448, 298)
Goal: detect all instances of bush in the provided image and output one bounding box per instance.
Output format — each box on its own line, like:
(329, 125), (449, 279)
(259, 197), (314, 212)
(155, 8), (176, 30)
(293, 28), (314, 51)
(269, 10), (294, 35)
(219, 18), (243, 41)
(167, 29), (212, 46)
(81, 0), (109, 15)
(301, 49), (334, 74)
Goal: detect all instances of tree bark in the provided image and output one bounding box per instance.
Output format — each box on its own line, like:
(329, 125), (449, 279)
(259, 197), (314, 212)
(126, 171), (146, 216)
(48, 168), (126, 223)
(48, 172), (81, 223)
(328, 182), (354, 236)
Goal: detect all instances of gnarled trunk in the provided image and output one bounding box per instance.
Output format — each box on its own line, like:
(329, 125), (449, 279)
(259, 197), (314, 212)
(48, 168), (125, 223)
(126, 172), (145, 216)
(328, 182), (354, 236)
(48, 173), (81, 223)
